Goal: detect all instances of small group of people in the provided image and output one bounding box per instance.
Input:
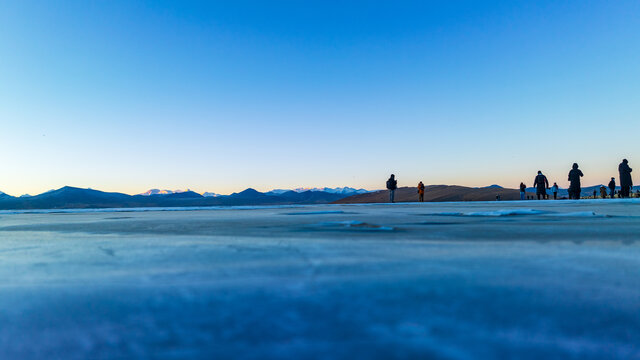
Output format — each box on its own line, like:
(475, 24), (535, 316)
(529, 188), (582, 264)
(385, 174), (424, 203)
(521, 172), (560, 200)
(519, 159), (633, 200)
(387, 158), (634, 203)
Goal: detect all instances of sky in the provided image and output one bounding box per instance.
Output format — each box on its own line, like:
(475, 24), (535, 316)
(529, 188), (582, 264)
(1, 0), (639, 196)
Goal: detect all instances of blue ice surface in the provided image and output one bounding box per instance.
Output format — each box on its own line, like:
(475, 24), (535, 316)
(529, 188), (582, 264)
(0, 200), (638, 359)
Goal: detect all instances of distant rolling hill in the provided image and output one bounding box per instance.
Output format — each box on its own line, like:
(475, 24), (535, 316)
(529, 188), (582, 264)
(334, 185), (533, 203)
(0, 186), (351, 210)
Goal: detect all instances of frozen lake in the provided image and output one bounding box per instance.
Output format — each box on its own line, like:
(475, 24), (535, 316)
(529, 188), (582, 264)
(0, 200), (639, 359)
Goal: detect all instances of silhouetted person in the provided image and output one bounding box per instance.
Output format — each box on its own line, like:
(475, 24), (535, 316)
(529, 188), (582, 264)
(608, 177), (616, 199)
(417, 181), (425, 202)
(593, 189), (597, 198)
(568, 163), (583, 199)
(519, 182), (526, 200)
(599, 186), (607, 199)
(619, 159), (633, 198)
(533, 171), (549, 200)
(551, 182), (559, 200)
(386, 174), (397, 203)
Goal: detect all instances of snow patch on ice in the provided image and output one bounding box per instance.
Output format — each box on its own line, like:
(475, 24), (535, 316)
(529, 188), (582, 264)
(466, 209), (549, 216)
(547, 211), (604, 217)
(0, 204), (309, 215)
(428, 209), (608, 218)
(311, 221), (394, 231)
(430, 209), (548, 217)
(283, 211), (346, 215)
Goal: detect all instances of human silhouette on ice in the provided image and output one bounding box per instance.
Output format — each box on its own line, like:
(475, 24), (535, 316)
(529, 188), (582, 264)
(533, 171), (549, 200)
(568, 163), (584, 200)
(386, 174), (398, 203)
(618, 159), (633, 198)
(608, 177), (616, 199)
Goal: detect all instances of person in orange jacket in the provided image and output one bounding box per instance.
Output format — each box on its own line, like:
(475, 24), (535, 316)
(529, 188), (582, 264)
(417, 181), (425, 202)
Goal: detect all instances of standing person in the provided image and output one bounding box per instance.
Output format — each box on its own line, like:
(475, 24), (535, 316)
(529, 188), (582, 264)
(599, 186), (607, 199)
(417, 181), (425, 202)
(608, 177), (616, 199)
(568, 163), (584, 200)
(618, 159), (633, 198)
(519, 182), (526, 200)
(551, 182), (559, 200)
(533, 171), (549, 200)
(386, 174), (398, 203)
(593, 189), (597, 198)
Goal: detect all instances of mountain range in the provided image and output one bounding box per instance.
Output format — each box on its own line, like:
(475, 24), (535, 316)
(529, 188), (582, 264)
(1, 184), (627, 210)
(137, 189), (223, 197)
(266, 187), (370, 195)
(0, 186), (360, 210)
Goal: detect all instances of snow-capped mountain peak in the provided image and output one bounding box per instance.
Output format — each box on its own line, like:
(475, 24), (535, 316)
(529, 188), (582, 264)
(139, 189), (191, 196)
(266, 187), (371, 196)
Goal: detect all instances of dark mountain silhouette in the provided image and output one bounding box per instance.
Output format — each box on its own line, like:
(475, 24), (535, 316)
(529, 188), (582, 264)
(229, 188), (267, 199)
(483, 184), (503, 189)
(0, 187), (133, 209)
(162, 191), (204, 199)
(0, 192), (14, 200)
(0, 186), (356, 210)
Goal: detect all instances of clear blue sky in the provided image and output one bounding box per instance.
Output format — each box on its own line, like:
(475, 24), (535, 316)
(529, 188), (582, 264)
(1, 1), (639, 195)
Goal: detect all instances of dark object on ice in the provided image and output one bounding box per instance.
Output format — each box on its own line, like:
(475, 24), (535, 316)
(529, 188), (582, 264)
(417, 181), (425, 202)
(593, 189), (597, 198)
(568, 163), (583, 199)
(519, 183), (526, 200)
(608, 178), (616, 199)
(533, 171), (549, 200)
(618, 159), (633, 198)
(496, 194), (501, 201)
(386, 174), (397, 203)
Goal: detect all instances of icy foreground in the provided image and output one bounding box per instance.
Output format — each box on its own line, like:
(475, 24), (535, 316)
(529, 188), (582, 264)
(0, 201), (639, 359)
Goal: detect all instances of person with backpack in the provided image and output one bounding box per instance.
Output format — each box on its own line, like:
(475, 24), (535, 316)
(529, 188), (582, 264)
(533, 171), (549, 200)
(619, 159), (633, 198)
(519, 182), (526, 200)
(386, 174), (398, 203)
(608, 177), (616, 199)
(568, 163), (584, 199)
(551, 182), (559, 200)
(417, 181), (425, 202)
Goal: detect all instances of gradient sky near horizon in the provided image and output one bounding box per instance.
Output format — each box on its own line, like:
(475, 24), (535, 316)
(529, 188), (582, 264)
(1, 1), (639, 196)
